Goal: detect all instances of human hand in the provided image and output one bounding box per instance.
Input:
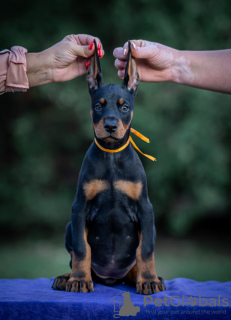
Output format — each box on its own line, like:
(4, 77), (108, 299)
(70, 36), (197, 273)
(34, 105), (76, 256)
(114, 39), (231, 93)
(113, 40), (178, 83)
(26, 34), (104, 87)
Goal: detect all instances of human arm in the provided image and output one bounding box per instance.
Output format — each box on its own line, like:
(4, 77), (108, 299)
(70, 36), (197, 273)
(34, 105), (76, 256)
(113, 40), (231, 94)
(26, 34), (103, 87)
(0, 34), (103, 94)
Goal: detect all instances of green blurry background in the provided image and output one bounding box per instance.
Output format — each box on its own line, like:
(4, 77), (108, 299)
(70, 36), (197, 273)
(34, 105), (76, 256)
(0, 0), (231, 282)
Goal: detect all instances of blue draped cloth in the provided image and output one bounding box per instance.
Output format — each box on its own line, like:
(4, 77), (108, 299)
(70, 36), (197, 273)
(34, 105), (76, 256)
(0, 278), (230, 319)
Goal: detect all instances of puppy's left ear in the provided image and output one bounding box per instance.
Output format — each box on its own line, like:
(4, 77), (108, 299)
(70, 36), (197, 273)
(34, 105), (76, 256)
(122, 41), (139, 97)
(86, 39), (104, 94)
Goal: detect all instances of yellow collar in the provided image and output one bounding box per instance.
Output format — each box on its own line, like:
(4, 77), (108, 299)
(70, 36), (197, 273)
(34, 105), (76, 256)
(94, 128), (156, 161)
(94, 137), (130, 153)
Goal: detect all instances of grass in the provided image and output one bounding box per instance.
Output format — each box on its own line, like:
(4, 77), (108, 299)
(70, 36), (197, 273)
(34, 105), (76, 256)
(0, 239), (69, 279)
(155, 237), (231, 282)
(0, 237), (230, 282)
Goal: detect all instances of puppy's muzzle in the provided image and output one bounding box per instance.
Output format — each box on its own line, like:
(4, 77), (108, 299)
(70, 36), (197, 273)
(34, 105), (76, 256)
(104, 119), (118, 133)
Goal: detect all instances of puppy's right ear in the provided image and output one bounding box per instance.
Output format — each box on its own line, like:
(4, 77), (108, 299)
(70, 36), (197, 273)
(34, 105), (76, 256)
(122, 40), (139, 97)
(86, 39), (104, 94)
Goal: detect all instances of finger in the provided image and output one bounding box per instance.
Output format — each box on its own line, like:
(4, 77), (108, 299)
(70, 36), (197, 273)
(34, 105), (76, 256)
(113, 40), (133, 59)
(118, 69), (125, 79)
(113, 47), (127, 60)
(120, 42), (129, 57)
(118, 39), (156, 58)
(128, 39), (144, 47)
(114, 40), (149, 58)
(70, 44), (94, 58)
(72, 43), (104, 59)
(75, 34), (101, 46)
(129, 42), (159, 60)
(72, 34), (104, 56)
(120, 40), (139, 56)
(114, 58), (127, 70)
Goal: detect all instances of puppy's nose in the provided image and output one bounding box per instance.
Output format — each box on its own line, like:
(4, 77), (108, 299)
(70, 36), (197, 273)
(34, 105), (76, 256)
(104, 120), (118, 133)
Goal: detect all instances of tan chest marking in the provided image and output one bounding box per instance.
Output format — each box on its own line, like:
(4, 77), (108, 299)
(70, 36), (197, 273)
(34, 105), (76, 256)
(114, 180), (143, 200)
(83, 179), (109, 200)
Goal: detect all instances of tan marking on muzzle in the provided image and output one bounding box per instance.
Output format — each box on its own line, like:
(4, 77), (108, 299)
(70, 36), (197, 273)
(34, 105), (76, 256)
(116, 119), (126, 139)
(93, 119), (107, 139)
(116, 111), (133, 139)
(83, 179), (109, 200)
(114, 180), (142, 200)
(93, 111), (133, 141)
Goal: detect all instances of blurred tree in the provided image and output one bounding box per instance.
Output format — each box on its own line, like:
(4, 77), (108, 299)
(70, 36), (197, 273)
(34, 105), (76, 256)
(0, 0), (231, 237)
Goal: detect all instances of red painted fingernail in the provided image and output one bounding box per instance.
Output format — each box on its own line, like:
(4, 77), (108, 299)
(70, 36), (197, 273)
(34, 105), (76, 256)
(86, 61), (90, 67)
(98, 43), (101, 50)
(89, 41), (94, 50)
(99, 50), (103, 58)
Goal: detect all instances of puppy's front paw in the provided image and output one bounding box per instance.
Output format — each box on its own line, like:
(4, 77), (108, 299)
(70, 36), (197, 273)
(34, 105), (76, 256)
(136, 276), (166, 294)
(52, 273), (71, 290)
(66, 277), (94, 293)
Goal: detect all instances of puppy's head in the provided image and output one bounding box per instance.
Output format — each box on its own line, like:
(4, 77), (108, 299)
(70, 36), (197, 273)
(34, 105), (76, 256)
(87, 40), (139, 145)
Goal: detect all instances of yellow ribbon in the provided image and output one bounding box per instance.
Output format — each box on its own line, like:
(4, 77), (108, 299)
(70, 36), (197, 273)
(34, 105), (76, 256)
(130, 128), (150, 143)
(129, 130), (156, 162)
(94, 128), (156, 162)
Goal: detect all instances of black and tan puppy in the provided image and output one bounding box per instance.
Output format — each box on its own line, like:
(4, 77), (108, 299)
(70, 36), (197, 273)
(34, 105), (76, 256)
(52, 41), (166, 295)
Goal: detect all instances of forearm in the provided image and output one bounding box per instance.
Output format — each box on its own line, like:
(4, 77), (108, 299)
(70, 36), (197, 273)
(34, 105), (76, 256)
(172, 49), (231, 93)
(26, 51), (52, 87)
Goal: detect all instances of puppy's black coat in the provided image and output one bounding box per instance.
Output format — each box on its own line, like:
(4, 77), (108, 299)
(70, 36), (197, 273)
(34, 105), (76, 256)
(52, 41), (165, 294)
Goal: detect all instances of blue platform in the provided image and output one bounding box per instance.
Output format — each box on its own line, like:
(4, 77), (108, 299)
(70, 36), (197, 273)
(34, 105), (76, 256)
(0, 278), (230, 319)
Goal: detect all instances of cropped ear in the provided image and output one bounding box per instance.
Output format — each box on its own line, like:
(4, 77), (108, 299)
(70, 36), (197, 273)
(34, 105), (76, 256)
(86, 39), (104, 94)
(122, 41), (139, 96)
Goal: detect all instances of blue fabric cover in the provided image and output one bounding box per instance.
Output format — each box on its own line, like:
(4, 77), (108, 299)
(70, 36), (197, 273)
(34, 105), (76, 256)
(0, 278), (230, 319)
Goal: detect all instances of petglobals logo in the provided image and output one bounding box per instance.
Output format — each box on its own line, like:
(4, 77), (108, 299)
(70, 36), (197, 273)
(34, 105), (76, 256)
(110, 291), (140, 318)
(143, 295), (229, 316)
(144, 295), (229, 307)
(109, 293), (229, 318)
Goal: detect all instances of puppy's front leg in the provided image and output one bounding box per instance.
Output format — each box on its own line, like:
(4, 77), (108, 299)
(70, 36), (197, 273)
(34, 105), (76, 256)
(136, 201), (166, 294)
(66, 200), (94, 293)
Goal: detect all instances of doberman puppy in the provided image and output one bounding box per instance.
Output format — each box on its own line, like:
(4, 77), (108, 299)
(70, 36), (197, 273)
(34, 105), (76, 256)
(52, 41), (166, 295)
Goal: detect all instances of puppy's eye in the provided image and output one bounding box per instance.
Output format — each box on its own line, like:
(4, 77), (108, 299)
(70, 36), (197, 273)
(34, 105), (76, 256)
(95, 104), (103, 111)
(121, 105), (129, 112)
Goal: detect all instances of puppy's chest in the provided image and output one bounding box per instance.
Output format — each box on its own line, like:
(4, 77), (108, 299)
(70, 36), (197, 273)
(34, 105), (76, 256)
(83, 178), (143, 202)
(84, 178), (142, 224)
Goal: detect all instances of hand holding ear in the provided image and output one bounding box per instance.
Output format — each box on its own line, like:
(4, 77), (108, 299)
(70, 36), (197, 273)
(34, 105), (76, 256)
(114, 40), (231, 93)
(26, 34), (104, 87)
(113, 40), (178, 83)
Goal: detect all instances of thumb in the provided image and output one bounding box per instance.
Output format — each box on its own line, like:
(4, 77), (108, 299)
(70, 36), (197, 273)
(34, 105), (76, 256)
(130, 43), (159, 60)
(71, 44), (95, 58)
